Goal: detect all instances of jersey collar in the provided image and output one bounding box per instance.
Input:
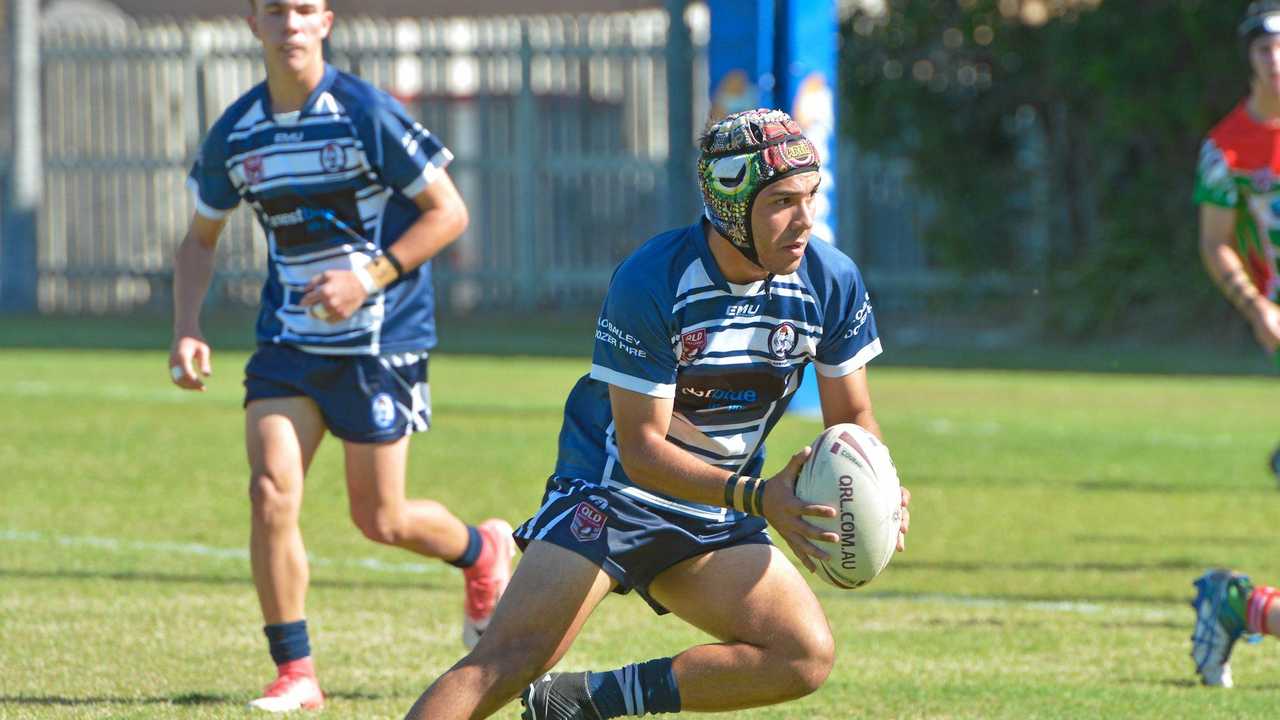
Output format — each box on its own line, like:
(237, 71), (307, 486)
(264, 63), (338, 123)
(691, 219), (773, 297)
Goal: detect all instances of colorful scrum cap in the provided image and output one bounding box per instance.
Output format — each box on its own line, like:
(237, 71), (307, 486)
(697, 108), (820, 267)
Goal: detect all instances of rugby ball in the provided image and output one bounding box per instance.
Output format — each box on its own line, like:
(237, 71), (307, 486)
(794, 423), (901, 589)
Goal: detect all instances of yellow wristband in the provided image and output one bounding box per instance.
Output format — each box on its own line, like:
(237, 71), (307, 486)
(360, 256), (401, 294)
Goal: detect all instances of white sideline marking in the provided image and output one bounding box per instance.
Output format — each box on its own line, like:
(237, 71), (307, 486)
(2, 529), (1184, 621)
(855, 592), (1184, 623)
(920, 417), (1236, 448)
(0, 528), (445, 576)
(3, 380), (200, 404)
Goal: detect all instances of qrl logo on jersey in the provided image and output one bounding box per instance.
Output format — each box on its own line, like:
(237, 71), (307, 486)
(768, 322), (797, 358)
(569, 501), (606, 542)
(243, 155), (264, 185)
(680, 329), (707, 362)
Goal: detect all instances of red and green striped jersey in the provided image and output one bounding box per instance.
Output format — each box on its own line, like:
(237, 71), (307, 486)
(1195, 102), (1280, 299)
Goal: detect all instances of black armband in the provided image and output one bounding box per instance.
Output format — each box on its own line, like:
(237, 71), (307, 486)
(383, 248), (406, 278)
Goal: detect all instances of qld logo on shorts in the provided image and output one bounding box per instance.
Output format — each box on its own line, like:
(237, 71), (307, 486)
(680, 329), (707, 362)
(768, 322), (797, 359)
(320, 142), (345, 173)
(569, 501), (607, 542)
(370, 392), (397, 430)
(242, 155), (264, 185)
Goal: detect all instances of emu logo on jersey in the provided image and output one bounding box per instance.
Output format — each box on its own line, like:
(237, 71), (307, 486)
(570, 501), (606, 542)
(768, 322), (797, 359)
(680, 329), (707, 362)
(320, 142), (345, 173)
(243, 155), (264, 185)
(370, 393), (396, 430)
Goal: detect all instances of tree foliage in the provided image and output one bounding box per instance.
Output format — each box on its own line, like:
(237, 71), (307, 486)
(843, 0), (1246, 335)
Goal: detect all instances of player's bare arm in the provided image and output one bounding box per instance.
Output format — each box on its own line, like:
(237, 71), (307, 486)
(301, 171), (469, 320)
(607, 384), (840, 568)
(1199, 203), (1280, 353)
(816, 367), (911, 551)
(169, 212), (229, 390)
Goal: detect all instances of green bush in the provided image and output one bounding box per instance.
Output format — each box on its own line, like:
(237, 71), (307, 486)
(844, 0), (1245, 337)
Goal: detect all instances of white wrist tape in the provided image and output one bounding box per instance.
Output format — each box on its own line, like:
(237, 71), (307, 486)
(353, 265), (380, 295)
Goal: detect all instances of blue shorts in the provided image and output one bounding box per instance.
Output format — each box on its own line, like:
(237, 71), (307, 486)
(243, 344), (431, 444)
(514, 476), (771, 615)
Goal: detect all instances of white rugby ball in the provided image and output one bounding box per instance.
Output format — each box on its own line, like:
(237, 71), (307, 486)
(794, 423), (901, 589)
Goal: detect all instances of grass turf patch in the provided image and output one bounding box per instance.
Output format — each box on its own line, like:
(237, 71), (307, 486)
(2, 351), (1279, 718)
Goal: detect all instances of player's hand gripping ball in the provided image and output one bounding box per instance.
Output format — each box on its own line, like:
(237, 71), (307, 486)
(794, 423), (902, 589)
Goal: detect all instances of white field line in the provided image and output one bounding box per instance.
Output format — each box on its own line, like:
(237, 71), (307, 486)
(2, 380), (201, 404)
(0, 528), (446, 576)
(1, 528), (1186, 621)
(919, 417), (1236, 449)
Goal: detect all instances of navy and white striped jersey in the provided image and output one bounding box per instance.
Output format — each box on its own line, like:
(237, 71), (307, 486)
(554, 221), (881, 521)
(187, 64), (453, 355)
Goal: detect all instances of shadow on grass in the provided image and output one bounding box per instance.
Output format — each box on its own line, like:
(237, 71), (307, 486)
(0, 567), (449, 592)
(0, 692), (235, 706)
(0, 689), (400, 707)
(1136, 678), (1280, 691)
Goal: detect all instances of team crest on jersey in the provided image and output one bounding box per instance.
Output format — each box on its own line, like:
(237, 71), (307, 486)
(370, 392), (397, 430)
(768, 322), (797, 359)
(320, 142), (345, 173)
(569, 501), (607, 542)
(243, 155), (264, 185)
(680, 329), (708, 362)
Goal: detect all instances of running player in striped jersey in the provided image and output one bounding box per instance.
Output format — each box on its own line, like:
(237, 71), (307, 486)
(168, 0), (513, 711)
(1191, 0), (1280, 689)
(403, 109), (912, 720)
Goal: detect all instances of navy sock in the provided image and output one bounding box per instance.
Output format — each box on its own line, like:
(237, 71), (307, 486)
(263, 619), (311, 666)
(447, 525), (483, 569)
(585, 658), (681, 717)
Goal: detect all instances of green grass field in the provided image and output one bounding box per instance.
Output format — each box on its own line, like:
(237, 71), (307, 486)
(3, 345), (1280, 718)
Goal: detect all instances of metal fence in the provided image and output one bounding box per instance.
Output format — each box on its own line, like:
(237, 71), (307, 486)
(15, 9), (942, 316)
(28, 11), (702, 314)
